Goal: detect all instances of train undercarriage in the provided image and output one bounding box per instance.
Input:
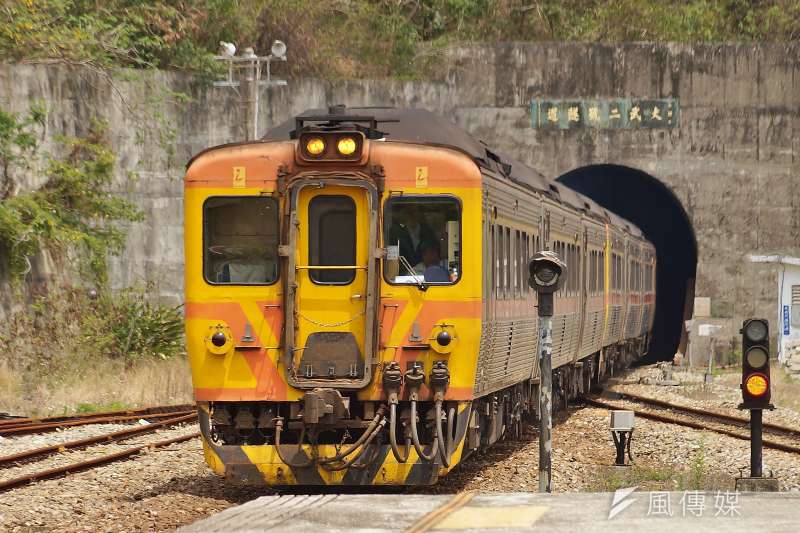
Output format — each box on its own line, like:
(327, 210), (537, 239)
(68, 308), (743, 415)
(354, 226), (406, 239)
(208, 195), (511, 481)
(198, 337), (647, 486)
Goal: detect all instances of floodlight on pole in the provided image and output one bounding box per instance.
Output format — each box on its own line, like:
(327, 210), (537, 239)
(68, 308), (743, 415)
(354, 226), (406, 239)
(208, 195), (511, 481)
(213, 41), (289, 140)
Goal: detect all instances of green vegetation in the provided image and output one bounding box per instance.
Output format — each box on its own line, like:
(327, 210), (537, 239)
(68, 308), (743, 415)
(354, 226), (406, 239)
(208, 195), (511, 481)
(75, 401), (131, 414)
(590, 437), (733, 492)
(2, 1), (799, 80)
(589, 464), (677, 492)
(0, 108), (142, 284)
(0, 105), (186, 415)
(0, 286), (190, 416)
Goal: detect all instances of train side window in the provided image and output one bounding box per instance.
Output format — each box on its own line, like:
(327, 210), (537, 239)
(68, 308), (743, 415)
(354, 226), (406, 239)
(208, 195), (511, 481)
(521, 231), (528, 295)
(505, 226), (511, 298)
(508, 230), (519, 298)
(384, 196), (461, 285)
(203, 196), (279, 285)
(498, 226), (505, 297)
(600, 250), (605, 292)
(491, 224), (497, 296)
(514, 230), (521, 298)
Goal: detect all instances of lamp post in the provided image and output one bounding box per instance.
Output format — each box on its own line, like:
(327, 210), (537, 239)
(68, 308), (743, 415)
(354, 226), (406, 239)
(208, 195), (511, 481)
(214, 40), (288, 140)
(528, 250), (567, 493)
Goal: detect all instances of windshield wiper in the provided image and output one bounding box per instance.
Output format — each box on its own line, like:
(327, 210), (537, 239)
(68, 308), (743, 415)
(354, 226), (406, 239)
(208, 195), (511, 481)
(398, 255), (427, 291)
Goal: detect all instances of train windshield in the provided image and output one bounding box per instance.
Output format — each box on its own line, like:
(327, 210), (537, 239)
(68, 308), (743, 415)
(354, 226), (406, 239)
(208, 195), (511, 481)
(383, 196), (461, 285)
(203, 196), (279, 284)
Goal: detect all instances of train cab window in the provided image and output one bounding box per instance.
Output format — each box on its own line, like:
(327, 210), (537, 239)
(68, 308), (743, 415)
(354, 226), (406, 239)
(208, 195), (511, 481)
(203, 196), (279, 285)
(309, 195), (356, 284)
(383, 196), (460, 285)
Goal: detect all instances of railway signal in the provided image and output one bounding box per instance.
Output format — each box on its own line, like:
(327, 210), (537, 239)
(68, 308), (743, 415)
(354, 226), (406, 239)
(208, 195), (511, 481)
(740, 318), (772, 409)
(529, 251), (567, 493)
(736, 318), (778, 491)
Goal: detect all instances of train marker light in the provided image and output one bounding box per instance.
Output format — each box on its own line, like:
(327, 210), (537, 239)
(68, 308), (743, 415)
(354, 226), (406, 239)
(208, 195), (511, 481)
(436, 330), (452, 347)
(336, 136), (357, 156)
(305, 137), (326, 156)
(211, 331), (227, 347)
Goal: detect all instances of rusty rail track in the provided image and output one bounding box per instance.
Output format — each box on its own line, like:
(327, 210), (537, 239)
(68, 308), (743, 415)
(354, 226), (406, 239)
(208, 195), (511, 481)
(0, 403), (194, 428)
(0, 412), (197, 467)
(584, 396), (800, 456)
(0, 431), (200, 493)
(614, 391), (800, 439)
(0, 405), (195, 436)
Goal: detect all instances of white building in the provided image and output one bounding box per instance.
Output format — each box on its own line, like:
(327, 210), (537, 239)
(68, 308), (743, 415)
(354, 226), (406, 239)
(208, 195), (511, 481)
(748, 255), (800, 369)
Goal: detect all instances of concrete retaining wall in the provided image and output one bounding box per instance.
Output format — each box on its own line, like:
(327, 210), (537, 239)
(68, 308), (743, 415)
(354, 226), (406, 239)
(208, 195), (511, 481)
(1, 43), (798, 340)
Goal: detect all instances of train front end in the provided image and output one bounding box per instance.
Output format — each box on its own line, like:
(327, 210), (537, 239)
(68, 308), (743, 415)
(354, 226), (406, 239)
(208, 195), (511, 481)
(184, 110), (483, 485)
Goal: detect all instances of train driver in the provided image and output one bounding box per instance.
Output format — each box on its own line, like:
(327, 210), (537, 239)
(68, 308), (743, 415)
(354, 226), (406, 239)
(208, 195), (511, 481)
(387, 205), (437, 269)
(414, 241), (450, 282)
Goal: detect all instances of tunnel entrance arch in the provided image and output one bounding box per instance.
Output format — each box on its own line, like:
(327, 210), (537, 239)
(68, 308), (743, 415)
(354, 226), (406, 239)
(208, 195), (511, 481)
(556, 165), (697, 362)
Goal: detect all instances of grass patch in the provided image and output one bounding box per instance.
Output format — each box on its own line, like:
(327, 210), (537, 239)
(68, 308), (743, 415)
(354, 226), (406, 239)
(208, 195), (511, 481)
(589, 464), (678, 492)
(589, 440), (734, 492)
(0, 287), (191, 417)
(75, 401), (132, 414)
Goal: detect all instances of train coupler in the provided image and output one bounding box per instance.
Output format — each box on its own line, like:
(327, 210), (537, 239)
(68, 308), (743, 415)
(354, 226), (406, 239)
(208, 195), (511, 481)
(302, 388), (349, 425)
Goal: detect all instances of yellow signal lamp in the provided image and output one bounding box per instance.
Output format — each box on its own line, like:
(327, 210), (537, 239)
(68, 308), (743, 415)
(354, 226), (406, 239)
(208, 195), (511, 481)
(305, 137), (326, 156)
(337, 136), (357, 156)
(745, 374), (769, 397)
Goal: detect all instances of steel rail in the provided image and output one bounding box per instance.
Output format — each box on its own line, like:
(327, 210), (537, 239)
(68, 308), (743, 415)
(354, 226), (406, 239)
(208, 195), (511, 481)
(0, 410), (196, 436)
(0, 403), (194, 428)
(0, 432), (200, 493)
(614, 391), (800, 438)
(584, 397), (800, 456)
(0, 413), (197, 466)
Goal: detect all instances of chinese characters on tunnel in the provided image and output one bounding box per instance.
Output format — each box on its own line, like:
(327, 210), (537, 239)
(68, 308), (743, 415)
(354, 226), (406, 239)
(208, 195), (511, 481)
(531, 99), (679, 130)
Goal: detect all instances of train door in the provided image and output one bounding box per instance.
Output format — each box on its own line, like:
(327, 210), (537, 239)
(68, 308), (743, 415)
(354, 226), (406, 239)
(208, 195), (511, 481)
(284, 180), (378, 388)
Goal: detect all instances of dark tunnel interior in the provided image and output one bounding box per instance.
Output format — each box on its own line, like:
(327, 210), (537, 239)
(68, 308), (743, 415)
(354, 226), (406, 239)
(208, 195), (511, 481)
(556, 165), (697, 362)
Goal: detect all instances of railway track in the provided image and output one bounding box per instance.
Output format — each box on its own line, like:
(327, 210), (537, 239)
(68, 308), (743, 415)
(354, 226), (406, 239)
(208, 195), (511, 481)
(0, 406), (199, 493)
(0, 404), (195, 436)
(584, 392), (800, 455)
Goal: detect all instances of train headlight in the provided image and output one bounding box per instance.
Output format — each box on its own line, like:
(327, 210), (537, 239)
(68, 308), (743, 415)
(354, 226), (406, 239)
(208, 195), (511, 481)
(336, 137), (357, 156)
(297, 131), (365, 163)
(745, 374), (769, 397)
(305, 137), (326, 156)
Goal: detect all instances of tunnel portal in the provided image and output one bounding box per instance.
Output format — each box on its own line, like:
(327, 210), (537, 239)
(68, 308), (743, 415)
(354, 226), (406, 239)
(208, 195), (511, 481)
(557, 165), (697, 362)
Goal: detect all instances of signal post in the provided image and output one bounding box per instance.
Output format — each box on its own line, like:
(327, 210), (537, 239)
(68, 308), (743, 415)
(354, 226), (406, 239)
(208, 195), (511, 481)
(528, 251), (567, 493)
(736, 318), (780, 492)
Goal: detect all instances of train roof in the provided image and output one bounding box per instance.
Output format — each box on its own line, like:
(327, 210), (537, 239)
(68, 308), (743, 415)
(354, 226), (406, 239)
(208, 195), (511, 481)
(263, 106), (646, 240)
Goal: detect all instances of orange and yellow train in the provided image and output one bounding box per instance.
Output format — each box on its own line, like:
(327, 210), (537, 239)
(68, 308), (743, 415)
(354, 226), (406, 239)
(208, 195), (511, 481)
(184, 107), (656, 486)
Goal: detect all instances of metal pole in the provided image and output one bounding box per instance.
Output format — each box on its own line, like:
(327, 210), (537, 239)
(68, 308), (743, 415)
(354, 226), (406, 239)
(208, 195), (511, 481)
(538, 311), (553, 493)
(750, 408), (763, 477)
(243, 59), (257, 140)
